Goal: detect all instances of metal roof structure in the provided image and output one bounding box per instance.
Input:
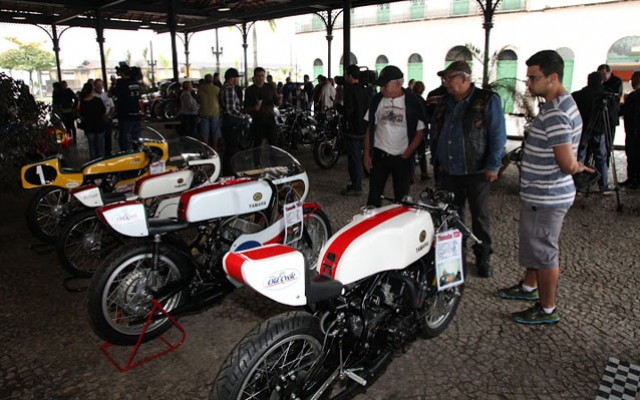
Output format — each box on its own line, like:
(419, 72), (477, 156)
(0, 0), (391, 34)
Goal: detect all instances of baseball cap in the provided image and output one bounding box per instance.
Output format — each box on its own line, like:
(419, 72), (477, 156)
(437, 61), (472, 77)
(224, 68), (241, 80)
(375, 65), (403, 86)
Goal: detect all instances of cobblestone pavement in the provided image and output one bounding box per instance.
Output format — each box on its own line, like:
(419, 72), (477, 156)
(1, 123), (639, 400)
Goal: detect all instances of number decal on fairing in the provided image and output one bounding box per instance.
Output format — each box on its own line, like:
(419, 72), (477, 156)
(36, 165), (46, 185)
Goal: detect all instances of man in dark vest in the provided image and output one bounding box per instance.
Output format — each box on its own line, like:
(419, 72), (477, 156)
(431, 61), (506, 278)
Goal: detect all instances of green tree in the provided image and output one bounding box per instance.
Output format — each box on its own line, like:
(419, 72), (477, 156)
(0, 37), (55, 92)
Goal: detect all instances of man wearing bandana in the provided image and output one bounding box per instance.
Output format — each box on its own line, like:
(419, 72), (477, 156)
(430, 61), (506, 278)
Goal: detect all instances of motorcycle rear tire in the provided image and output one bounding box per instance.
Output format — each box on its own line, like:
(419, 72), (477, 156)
(210, 311), (328, 400)
(26, 186), (72, 243)
(296, 208), (332, 270)
(313, 137), (340, 169)
(87, 242), (190, 346)
(56, 209), (124, 278)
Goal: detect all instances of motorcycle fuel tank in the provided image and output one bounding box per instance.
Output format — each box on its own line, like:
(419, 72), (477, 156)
(317, 204), (434, 285)
(136, 169), (194, 199)
(178, 178), (273, 223)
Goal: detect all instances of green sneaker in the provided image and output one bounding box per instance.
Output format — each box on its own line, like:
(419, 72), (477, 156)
(512, 303), (560, 325)
(498, 280), (539, 301)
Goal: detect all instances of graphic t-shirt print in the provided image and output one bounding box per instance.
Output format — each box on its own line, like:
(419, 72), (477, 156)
(379, 101), (405, 126)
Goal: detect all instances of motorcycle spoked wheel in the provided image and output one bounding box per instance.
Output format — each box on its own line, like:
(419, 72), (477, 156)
(210, 311), (330, 400)
(294, 209), (332, 270)
(313, 136), (340, 169)
(26, 186), (73, 243)
(87, 242), (190, 346)
(419, 283), (464, 339)
(56, 209), (124, 278)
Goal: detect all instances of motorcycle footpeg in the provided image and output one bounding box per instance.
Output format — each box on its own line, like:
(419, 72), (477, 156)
(344, 369), (367, 386)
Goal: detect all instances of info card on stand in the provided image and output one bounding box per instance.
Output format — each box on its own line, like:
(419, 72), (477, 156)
(284, 201), (303, 245)
(435, 229), (464, 291)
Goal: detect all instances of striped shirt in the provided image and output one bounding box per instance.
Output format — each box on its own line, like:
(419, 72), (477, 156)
(520, 92), (582, 208)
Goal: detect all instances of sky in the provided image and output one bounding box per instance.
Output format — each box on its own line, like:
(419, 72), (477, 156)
(0, 17), (301, 75)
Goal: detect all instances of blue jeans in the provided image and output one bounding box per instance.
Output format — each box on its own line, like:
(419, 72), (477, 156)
(578, 133), (609, 190)
(119, 118), (141, 151)
(345, 135), (364, 191)
(86, 131), (105, 160)
(200, 115), (221, 142)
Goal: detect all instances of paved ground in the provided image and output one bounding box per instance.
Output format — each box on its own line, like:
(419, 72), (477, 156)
(1, 122), (639, 400)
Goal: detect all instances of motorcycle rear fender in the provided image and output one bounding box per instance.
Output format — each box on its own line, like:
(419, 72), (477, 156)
(223, 244), (307, 306)
(317, 204), (434, 285)
(21, 157), (84, 189)
(152, 197), (180, 219)
(136, 169), (194, 199)
(178, 178), (272, 223)
(97, 201), (149, 237)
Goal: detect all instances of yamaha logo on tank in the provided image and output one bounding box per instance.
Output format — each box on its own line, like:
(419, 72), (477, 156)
(253, 192), (263, 201)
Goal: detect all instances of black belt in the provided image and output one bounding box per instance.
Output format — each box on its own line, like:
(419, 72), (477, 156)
(373, 148), (401, 158)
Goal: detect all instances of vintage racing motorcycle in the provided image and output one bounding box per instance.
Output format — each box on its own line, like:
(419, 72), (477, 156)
(210, 188), (475, 400)
(86, 145), (332, 346)
(21, 127), (173, 243)
(56, 138), (221, 277)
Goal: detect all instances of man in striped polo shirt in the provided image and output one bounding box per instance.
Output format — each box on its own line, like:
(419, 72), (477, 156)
(498, 50), (595, 324)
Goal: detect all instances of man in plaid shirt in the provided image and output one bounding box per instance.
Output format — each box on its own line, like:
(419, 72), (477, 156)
(219, 68), (247, 175)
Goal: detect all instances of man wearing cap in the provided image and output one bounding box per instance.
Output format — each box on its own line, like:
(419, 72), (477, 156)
(431, 60), (506, 278)
(363, 65), (427, 206)
(219, 68), (247, 175)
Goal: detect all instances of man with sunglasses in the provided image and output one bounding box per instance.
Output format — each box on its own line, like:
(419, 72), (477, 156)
(498, 50), (594, 324)
(430, 61), (506, 278)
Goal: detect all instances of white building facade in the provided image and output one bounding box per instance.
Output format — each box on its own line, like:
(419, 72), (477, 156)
(293, 0), (640, 112)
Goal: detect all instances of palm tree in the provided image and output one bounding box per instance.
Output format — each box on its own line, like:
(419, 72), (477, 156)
(252, 20), (277, 69)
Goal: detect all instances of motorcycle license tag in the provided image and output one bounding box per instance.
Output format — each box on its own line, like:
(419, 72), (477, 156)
(283, 201), (303, 245)
(150, 160), (166, 175)
(435, 229), (464, 291)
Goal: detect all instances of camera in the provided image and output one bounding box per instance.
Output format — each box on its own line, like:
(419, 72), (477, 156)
(336, 66), (377, 87)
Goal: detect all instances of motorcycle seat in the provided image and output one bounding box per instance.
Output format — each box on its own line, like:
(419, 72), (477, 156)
(306, 272), (344, 303)
(147, 218), (190, 235)
(101, 192), (128, 205)
(60, 166), (81, 174)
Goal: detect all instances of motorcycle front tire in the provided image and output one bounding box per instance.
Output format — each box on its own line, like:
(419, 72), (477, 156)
(419, 284), (464, 339)
(210, 311), (328, 400)
(313, 136), (340, 169)
(26, 186), (72, 243)
(87, 242), (190, 346)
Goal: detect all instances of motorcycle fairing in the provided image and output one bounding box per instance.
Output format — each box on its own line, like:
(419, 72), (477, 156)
(317, 204), (434, 285)
(97, 201), (149, 237)
(223, 244), (307, 306)
(21, 156), (83, 189)
(178, 178), (272, 223)
(271, 171), (310, 202)
(136, 169), (195, 199)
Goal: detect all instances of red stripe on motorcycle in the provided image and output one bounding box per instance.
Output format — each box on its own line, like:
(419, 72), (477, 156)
(224, 252), (247, 284)
(241, 244), (297, 260)
(321, 206), (410, 279)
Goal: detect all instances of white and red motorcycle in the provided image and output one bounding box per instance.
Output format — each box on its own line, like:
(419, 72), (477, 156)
(210, 189), (476, 400)
(56, 137), (221, 277)
(86, 145), (332, 346)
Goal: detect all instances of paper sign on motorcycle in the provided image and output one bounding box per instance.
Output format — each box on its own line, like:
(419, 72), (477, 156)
(283, 201), (303, 245)
(435, 229), (464, 291)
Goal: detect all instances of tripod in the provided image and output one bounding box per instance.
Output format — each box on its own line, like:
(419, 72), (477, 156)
(579, 95), (623, 211)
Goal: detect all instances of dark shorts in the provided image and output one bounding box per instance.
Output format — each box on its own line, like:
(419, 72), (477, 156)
(518, 205), (568, 269)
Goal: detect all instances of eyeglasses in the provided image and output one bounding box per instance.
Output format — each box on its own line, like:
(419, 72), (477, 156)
(444, 72), (465, 82)
(526, 75), (546, 83)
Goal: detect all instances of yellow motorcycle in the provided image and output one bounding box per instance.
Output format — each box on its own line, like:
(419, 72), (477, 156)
(21, 127), (172, 243)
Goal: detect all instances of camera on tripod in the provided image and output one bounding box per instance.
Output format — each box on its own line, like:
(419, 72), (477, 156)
(334, 66), (377, 88)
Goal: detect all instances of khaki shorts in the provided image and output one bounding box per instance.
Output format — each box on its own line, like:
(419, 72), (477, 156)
(518, 205), (568, 269)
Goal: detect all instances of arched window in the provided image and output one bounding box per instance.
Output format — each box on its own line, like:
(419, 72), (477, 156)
(606, 36), (640, 63)
(339, 52), (358, 76)
(408, 53), (423, 82)
(444, 45), (473, 71)
(496, 49), (518, 113)
(556, 47), (575, 92)
(376, 55), (389, 75)
(313, 58), (324, 82)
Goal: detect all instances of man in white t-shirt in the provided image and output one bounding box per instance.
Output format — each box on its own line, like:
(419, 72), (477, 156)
(93, 79), (115, 154)
(363, 65), (427, 207)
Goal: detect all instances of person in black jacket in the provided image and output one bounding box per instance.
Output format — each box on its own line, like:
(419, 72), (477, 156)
(110, 63), (141, 151)
(340, 65), (372, 196)
(79, 83), (106, 160)
(572, 71), (617, 192)
(363, 65), (427, 207)
(620, 70), (640, 188)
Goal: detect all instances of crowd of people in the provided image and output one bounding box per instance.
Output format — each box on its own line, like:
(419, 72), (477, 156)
(52, 55), (640, 325)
